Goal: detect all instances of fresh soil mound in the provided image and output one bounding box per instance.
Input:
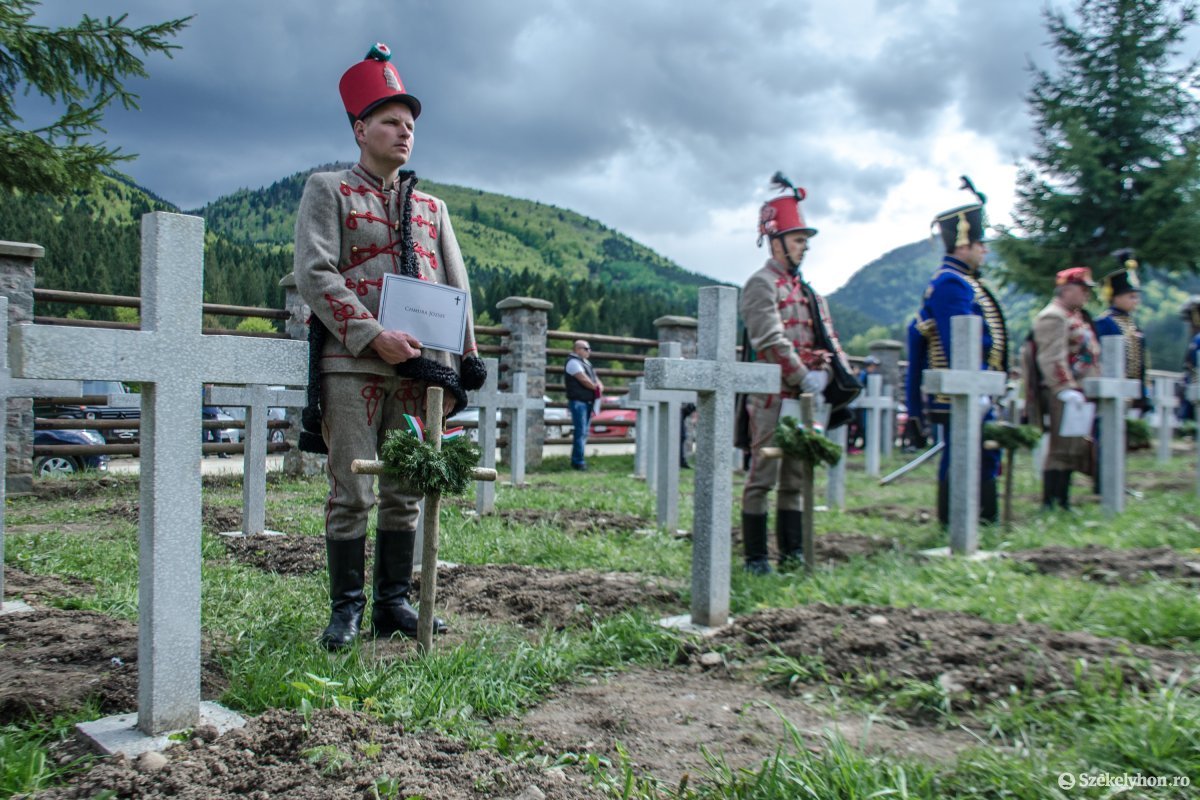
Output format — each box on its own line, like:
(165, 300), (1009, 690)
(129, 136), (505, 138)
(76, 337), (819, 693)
(35, 707), (603, 800)
(729, 529), (899, 565)
(0, 608), (226, 724)
(31, 474), (134, 501)
(432, 564), (683, 629)
(1010, 545), (1200, 584)
(846, 504), (935, 525)
(102, 501), (246, 536)
(497, 508), (649, 535)
(222, 533), (324, 575)
(712, 604), (1199, 710)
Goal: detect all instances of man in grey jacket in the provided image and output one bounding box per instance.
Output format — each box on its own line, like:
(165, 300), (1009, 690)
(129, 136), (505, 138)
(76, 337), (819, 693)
(294, 43), (486, 650)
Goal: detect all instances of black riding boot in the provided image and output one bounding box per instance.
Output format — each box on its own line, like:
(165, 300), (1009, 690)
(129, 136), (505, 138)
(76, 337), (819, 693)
(1042, 470), (1058, 510)
(320, 537), (366, 651)
(1059, 470), (1073, 510)
(741, 513), (772, 575)
(371, 529), (447, 639)
(775, 509), (805, 568)
(980, 479), (998, 525)
(936, 480), (950, 527)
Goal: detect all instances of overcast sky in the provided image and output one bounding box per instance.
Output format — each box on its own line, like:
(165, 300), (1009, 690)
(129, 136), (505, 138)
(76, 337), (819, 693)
(21, 1), (1160, 294)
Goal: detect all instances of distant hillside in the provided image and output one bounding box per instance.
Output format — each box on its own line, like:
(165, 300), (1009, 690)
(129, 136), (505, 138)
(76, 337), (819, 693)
(827, 240), (1200, 371)
(194, 164), (719, 335)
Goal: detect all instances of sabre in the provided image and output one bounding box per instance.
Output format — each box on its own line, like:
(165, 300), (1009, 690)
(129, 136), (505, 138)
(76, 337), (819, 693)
(879, 441), (944, 485)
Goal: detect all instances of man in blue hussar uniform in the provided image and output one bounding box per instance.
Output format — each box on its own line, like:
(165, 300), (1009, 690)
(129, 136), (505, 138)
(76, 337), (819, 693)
(1094, 249), (1148, 412)
(905, 177), (1008, 526)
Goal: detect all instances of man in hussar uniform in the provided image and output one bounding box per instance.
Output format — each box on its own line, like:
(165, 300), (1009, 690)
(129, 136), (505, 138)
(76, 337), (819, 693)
(1095, 249), (1148, 412)
(1025, 267), (1100, 510)
(1182, 297), (1200, 420)
(739, 173), (859, 575)
(294, 44), (487, 650)
(906, 177), (1008, 526)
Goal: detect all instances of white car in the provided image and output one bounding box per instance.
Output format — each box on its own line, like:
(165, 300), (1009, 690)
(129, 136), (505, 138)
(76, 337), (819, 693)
(445, 396), (571, 442)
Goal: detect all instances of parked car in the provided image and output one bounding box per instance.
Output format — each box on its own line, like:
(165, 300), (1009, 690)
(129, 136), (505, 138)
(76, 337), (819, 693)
(36, 379), (139, 445)
(447, 396), (573, 443)
(589, 401), (636, 439)
(33, 428), (108, 477)
(216, 404), (288, 444)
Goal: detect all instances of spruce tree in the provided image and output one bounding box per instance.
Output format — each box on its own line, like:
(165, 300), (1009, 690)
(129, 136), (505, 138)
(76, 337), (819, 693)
(995, 0), (1200, 294)
(0, 1), (189, 195)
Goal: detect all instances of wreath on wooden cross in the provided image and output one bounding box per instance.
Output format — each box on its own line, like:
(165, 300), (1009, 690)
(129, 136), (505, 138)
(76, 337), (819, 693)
(775, 416), (842, 466)
(380, 429), (481, 496)
(981, 422), (1042, 451)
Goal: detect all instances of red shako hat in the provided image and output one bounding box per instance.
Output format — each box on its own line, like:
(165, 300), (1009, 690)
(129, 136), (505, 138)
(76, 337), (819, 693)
(339, 43), (422, 124)
(757, 172), (817, 247)
(1055, 267), (1096, 288)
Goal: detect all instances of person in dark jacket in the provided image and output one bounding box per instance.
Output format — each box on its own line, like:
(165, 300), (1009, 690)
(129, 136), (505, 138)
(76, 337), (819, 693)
(564, 339), (602, 471)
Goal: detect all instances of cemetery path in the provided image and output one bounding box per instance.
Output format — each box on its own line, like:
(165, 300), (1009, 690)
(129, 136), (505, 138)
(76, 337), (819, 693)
(711, 604), (1200, 717)
(32, 706), (604, 800)
(1010, 544), (1200, 585)
(428, 564), (684, 630)
(0, 608), (227, 725)
(513, 665), (978, 790)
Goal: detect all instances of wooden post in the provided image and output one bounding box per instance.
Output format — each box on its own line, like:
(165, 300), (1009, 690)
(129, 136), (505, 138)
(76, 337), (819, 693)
(418, 386), (444, 652)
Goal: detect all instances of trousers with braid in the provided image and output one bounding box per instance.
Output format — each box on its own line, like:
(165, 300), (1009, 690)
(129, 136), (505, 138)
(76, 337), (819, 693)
(741, 394), (808, 515)
(320, 373), (428, 541)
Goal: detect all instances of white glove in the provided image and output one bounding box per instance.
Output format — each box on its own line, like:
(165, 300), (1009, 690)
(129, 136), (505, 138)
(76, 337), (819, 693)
(800, 370), (829, 394)
(978, 394), (993, 419)
(1057, 389), (1085, 405)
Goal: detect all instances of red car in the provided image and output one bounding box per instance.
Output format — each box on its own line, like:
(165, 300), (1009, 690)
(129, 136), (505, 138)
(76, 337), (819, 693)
(589, 400), (637, 439)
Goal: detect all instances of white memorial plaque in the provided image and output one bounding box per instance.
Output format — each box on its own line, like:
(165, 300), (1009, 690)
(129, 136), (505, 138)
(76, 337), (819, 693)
(377, 274), (468, 354)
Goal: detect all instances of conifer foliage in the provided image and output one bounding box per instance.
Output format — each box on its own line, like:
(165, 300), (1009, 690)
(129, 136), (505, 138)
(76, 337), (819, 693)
(0, 1), (189, 195)
(996, 0), (1200, 294)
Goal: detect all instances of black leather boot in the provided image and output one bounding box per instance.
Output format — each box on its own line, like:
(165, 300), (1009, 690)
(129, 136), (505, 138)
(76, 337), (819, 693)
(936, 480), (949, 527)
(1059, 470), (1073, 510)
(1042, 470), (1058, 510)
(319, 537), (366, 651)
(741, 513), (772, 575)
(371, 529), (447, 639)
(775, 509), (805, 568)
(980, 479), (998, 525)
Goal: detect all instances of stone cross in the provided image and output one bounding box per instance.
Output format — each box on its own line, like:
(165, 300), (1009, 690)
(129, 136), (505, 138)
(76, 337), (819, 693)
(1151, 376), (1180, 464)
(858, 373), (892, 477)
(467, 358), (524, 514)
(920, 315), (1005, 555)
(1082, 336), (1141, 516)
(203, 384), (306, 536)
(0, 296), (81, 614)
(798, 395), (817, 570)
(10, 213), (308, 745)
(626, 350), (695, 531)
(621, 378), (652, 480)
(644, 286), (780, 628)
(625, 379), (659, 483)
(505, 372), (539, 486)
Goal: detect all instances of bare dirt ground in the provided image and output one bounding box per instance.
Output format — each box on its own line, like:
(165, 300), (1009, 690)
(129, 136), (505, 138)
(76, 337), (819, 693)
(730, 528), (902, 564)
(514, 666), (979, 789)
(495, 507), (651, 536)
(0, 607), (227, 725)
(30, 707), (604, 800)
(222, 532), (325, 575)
(1010, 544), (1200, 584)
(710, 604), (1200, 713)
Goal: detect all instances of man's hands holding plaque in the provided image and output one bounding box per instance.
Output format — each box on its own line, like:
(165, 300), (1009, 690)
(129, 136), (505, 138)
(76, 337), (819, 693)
(371, 330), (422, 364)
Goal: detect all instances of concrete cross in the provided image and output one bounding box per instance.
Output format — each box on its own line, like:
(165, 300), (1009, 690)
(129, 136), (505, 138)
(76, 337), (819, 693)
(10, 213), (307, 748)
(921, 315), (1005, 555)
(621, 378), (652, 480)
(1151, 376), (1180, 464)
(824, 421), (847, 510)
(625, 348), (695, 531)
(0, 296), (81, 614)
(858, 373), (893, 477)
(644, 286), (780, 628)
(203, 384), (306, 535)
(506, 372), (540, 486)
(1082, 336), (1141, 516)
(624, 379), (659, 483)
(467, 358), (525, 514)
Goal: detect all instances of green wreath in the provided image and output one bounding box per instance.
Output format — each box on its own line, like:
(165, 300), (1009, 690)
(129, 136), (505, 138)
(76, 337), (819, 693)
(1126, 417), (1152, 450)
(379, 431), (482, 496)
(775, 416), (842, 466)
(982, 421), (1042, 451)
